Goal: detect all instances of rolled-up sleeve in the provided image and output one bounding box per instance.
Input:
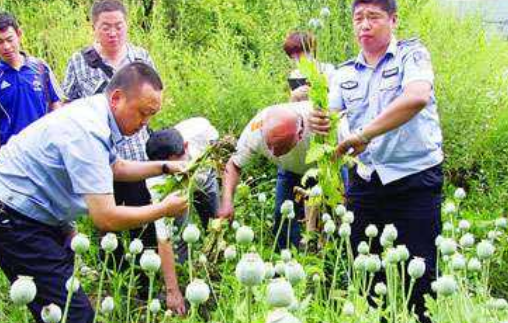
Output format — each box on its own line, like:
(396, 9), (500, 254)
(230, 122), (262, 168)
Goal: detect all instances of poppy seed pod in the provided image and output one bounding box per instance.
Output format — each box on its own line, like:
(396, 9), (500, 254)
(357, 241), (369, 255)
(236, 253), (266, 286)
(275, 261), (286, 276)
(407, 257), (426, 279)
(443, 201), (457, 215)
(280, 200), (294, 216)
(129, 238), (144, 255)
(140, 249), (161, 273)
(381, 224), (398, 243)
(322, 213), (331, 222)
(182, 224), (201, 244)
(258, 193), (267, 204)
(454, 187), (466, 200)
(266, 308), (302, 323)
(324, 220), (336, 235)
(477, 240), (495, 260)
(236, 226), (255, 245)
(284, 261), (306, 285)
(10, 276), (37, 306)
(320, 7), (331, 18)
(338, 223), (351, 238)
(149, 299), (161, 313)
(467, 257), (482, 272)
(267, 278), (295, 308)
(70, 233), (90, 254)
(365, 255), (381, 273)
(41, 303), (62, 323)
(224, 245), (237, 260)
(343, 211), (354, 224)
(265, 262), (276, 279)
(459, 233), (475, 248)
(335, 204), (346, 217)
(101, 296), (115, 314)
(434, 276), (458, 296)
(65, 277), (80, 293)
(281, 249), (292, 262)
(342, 301), (355, 316)
(185, 279), (210, 305)
(101, 233), (118, 253)
(374, 282), (387, 296)
(439, 238), (457, 256)
(365, 224), (378, 238)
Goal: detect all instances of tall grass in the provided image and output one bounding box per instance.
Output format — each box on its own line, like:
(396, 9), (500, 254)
(3, 0), (508, 211)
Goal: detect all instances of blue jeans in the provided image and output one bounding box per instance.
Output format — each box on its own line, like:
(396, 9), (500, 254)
(274, 167), (349, 249)
(274, 169), (306, 249)
(0, 204), (94, 323)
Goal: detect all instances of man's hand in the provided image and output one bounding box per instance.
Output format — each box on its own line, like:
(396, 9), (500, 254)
(160, 192), (188, 217)
(166, 288), (186, 316)
(217, 199), (235, 220)
(336, 133), (368, 157)
(163, 161), (188, 174)
(290, 85), (310, 102)
(309, 109), (331, 135)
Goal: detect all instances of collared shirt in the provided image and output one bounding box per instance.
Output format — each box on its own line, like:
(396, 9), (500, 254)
(0, 95), (122, 227)
(328, 37), (443, 184)
(62, 43), (154, 161)
(0, 54), (63, 145)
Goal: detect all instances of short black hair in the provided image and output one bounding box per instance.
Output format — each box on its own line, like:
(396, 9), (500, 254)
(0, 12), (19, 32)
(106, 62), (163, 95)
(352, 0), (397, 15)
(91, 0), (127, 24)
(146, 128), (185, 161)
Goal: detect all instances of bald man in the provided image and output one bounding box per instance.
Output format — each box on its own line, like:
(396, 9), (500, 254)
(218, 101), (319, 248)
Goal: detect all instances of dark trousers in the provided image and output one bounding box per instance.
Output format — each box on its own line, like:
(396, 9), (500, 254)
(347, 164), (443, 323)
(108, 180), (156, 300)
(0, 204), (94, 323)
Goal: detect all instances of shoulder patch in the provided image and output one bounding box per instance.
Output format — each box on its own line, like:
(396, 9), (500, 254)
(250, 120), (263, 132)
(398, 37), (420, 47)
(337, 58), (356, 68)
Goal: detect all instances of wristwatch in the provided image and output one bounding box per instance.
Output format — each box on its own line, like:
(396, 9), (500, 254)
(355, 129), (371, 144)
(162, 163), (171, 175)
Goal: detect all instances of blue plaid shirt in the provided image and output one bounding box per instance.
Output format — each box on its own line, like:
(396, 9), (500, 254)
(62, 44), (154, 161)
(329, 38), (443, 184)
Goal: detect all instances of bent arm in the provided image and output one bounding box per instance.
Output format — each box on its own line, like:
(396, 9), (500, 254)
(85, 193), (180, 232)
(361, 81), (432, 140)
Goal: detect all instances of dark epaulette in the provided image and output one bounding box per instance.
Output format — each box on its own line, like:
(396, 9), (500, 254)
(398, 37), (421, 47)
(337, 58), (356, 69)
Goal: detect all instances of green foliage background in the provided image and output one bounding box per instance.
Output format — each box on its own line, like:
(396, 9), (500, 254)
(1, 0), (507, 213)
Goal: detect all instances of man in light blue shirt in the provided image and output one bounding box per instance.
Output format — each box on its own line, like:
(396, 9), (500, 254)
(311, 0), (442, 321)
(0, 62), (187, 322)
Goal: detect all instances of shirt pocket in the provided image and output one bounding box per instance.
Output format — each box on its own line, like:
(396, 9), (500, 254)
(379, 65), (401, 91)
(342, 85), (366, 128)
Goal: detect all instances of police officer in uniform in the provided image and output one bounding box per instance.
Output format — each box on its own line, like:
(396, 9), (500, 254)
(311, 1), (443, 321)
